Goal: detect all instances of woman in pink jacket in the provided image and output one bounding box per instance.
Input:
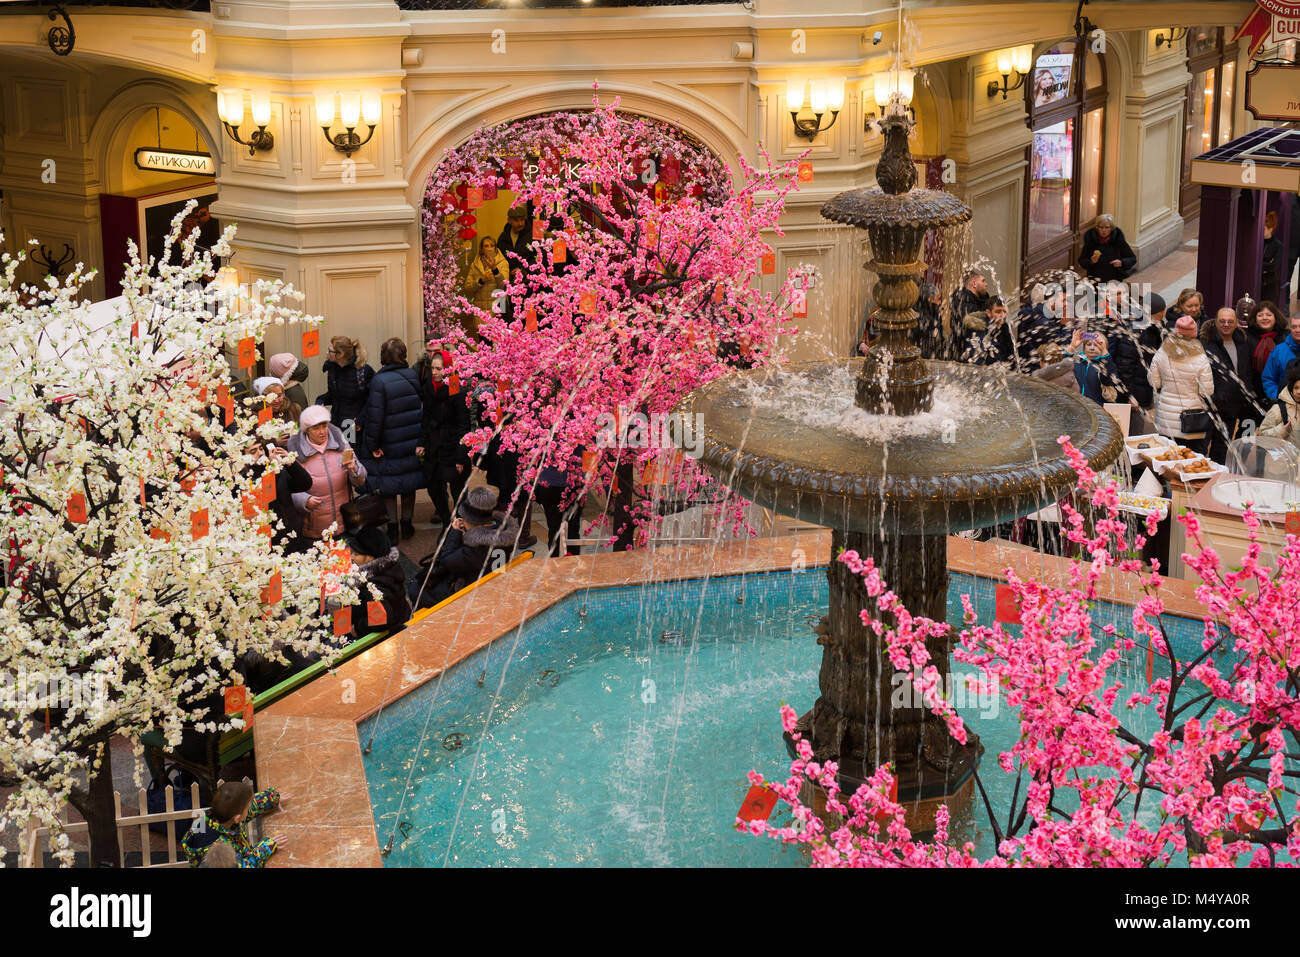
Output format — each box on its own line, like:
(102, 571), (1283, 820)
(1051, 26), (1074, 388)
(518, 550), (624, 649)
(287, 405), (367, 542)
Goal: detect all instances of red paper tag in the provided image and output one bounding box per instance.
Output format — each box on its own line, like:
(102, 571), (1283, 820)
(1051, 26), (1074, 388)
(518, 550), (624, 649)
(1287, 511), (1300, 536)
(582, 450), (598, 476)
(257, 524), (272, 543)
(190, 508), (209, 540)
(761, 251), (776, 274)
(130, 320), (139, 340)
(645, 221), (658, 247)
(505, 156), (524, 182)
(242, 491), (259, 520)
(67, 493), (87, 524)
(525, 308), (538, 332)
(481, 179), (498, 202)
(330, 547), (352, 576)
(532, 218), (545, 240)
(180, 474), (196, 493)
(447, 372), (461, 396)
(367, 600), (387, 626)
(237, 337), (256, 369)
(466, 186), (483, 209)
(333, 606), (352, 637)
(654, 182), (667, 205)
(994, 584), (1021, 624)
(302, 329), (320, 358)
(1145, 642), (1154, 684)
(790, 288), (807, 318)
(242, 703), (254, 729)
(261, 570), (282, 606)
(262, 472), (276, 502)
(713, 285), (725, 304)
(553, 238), (567, 264)
(798, 160), (814, 182)
(150, 527), (171, 543)
(216, 383), (229, 407)
(139, 475), (147, 508)
(737, 784), (778, 822)
(580, 291), (597, 315)
(224, 685), (248, 714)
(258, 404), (272, 426)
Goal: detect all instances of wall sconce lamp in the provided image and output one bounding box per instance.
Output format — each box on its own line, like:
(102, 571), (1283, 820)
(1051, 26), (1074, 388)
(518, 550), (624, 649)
(788, 79), (845, 140)
(986, 45), (1034, 99)
(316, 92), (381, 158)
(1154, 26), (1189, 49)
(218, 89), (274, 156)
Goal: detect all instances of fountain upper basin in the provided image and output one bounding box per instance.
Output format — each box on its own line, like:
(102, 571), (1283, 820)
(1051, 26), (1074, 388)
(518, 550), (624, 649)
(676, 358), (1123, 535)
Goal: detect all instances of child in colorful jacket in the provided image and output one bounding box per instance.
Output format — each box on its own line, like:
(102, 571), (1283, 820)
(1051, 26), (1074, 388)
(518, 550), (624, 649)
(182, 779), (289, 868)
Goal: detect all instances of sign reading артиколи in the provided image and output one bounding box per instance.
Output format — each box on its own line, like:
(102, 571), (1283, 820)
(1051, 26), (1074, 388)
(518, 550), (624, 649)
(133, 147), (215, 177)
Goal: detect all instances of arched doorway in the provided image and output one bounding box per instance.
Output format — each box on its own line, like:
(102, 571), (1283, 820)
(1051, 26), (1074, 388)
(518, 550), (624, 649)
(420, 107), (730, 338)
(1022, 37), (1110, 278)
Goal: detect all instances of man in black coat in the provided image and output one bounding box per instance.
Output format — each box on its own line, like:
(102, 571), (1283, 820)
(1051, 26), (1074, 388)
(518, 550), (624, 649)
(1105, 291), (1162, 410)
(360, 337), (425, 545)
(1201, 307), (1257, 463)
(1078, 214), (1136, 283)
(413, 344), (471, 529)
(497, 206), (535, 272)
(949, 269), (992, 360)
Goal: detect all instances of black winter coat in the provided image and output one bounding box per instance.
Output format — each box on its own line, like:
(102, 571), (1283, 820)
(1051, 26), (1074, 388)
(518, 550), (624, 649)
(316, 359), (375, 438)
(1078, 226), (1137, 282)
(361, 363), (424, 496)
(413, 356), (472, 482)
(418, 512), (521, 606)
(1202, 328), (1257, 421)
(1107, 323), (1157, 408)
(497, 222), (536, 269)
(241, 458), (313, 550)
(349, 546), (410, 636)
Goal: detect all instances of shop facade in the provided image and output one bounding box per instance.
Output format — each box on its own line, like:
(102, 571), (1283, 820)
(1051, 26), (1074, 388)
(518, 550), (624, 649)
(0, 0), (1279, 383)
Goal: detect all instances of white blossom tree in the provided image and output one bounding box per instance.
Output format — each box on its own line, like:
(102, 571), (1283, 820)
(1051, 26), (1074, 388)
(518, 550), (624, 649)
(0, 206), (358, 866)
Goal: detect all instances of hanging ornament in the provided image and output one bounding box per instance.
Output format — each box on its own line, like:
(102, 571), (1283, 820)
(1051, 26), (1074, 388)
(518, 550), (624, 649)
(457, 213), (478, 227)
(457, 227), (477, 240)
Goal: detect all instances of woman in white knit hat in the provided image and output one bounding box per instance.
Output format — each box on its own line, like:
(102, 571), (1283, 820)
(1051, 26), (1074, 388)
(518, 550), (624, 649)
(286, 405), (367, 542)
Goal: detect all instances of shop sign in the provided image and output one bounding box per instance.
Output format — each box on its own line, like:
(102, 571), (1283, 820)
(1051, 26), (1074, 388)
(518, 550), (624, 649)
(1234, 1), (1300, 58)
(133, 147), (215, 177)
(1246, 63), (1300, 121)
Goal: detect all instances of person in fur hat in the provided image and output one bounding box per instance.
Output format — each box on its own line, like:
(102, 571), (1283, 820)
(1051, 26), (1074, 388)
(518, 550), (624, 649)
(411, 485), (520, 609)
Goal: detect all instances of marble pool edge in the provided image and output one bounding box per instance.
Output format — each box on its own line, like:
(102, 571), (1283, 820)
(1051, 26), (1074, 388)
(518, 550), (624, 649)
(253, 533), (1209, 868)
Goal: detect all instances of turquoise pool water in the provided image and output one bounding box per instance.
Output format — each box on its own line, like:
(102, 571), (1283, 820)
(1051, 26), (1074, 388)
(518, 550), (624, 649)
(360, 569), (1228, 867)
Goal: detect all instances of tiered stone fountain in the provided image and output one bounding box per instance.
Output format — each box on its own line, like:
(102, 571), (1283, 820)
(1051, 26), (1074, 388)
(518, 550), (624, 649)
(677, 111), (1122, 825)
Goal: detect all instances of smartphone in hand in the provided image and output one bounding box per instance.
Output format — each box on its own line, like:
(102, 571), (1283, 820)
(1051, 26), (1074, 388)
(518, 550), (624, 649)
(341, 448), (355, 465)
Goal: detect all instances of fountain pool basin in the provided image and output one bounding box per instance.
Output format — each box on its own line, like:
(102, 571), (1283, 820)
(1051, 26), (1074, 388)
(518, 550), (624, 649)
(360, 569), (1215, 867)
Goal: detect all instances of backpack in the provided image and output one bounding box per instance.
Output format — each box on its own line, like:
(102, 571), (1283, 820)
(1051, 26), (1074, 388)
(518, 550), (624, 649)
(146, 764), (201, 842)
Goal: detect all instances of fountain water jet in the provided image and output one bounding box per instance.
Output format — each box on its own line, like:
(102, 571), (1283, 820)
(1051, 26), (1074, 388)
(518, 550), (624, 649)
(676, 111), (1123, 827)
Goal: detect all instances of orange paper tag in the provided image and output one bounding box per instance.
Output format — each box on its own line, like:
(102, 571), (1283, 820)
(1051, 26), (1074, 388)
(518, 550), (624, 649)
(995, 584), (1022, 624)
(330, 547), (353, 576)
(262, 472), (276, 502)
(797, 161), (814, 182)
(302, 329), (320, 357)
(149, 527), (171, 543)
(654, 182), (667, 205)
(191, 508), (209, 540)
(466, 186), (483, 209)
(525, 308), (538, 332)
(130, 320), (139, 340)
(761, 252), (775, 274)
(1287, 511), (1300, 536)
(713, 285), (725, 303)
(580, 291), (597, 315)
(67, 493), (87, 524)
(139, 475), (147, 508)
(367, 600), (387, 626)
(258, 405), (272, 426)
(582, 449), (598, 476)
(257, 524), (272, 543)
(553, 238), (566, 264)
(237, 337), (256, 369)
(333, 606), (352, 637)
(645, 221), (658, 247)
(180, 474), (196, 493)
(242, 491), (259, 519)
(242, 703), (254, 729)
(260, 570), (282, 606)
(532, 219), (545, 240)
(447, 372), (461, 396)
(224, 685), (248, 714)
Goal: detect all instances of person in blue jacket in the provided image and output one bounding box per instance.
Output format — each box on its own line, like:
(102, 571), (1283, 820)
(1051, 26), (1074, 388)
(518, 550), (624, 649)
(361, 337), (425, 546)
(1261, 313), (1300, 401)
(1069, 331), (1124, 406)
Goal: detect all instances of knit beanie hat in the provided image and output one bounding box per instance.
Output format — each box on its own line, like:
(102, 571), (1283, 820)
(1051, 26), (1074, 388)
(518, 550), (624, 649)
(253, 376), (281, 395)
(1174, 315), (1198, 337)
(268, 352), (297, 382)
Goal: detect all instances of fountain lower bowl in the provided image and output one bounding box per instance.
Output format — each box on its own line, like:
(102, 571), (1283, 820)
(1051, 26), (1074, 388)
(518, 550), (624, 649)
(675, 359), (1123, 534)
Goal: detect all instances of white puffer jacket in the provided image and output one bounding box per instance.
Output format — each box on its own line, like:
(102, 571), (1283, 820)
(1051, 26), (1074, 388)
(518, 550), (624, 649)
(1258, 387), (1300, 451)
(1148, 336), (1214, 438)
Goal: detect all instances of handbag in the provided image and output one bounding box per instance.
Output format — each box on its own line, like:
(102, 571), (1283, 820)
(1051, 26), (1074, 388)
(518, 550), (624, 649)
(350, 491), (388, 527)
(1180, 408), (1212, 434)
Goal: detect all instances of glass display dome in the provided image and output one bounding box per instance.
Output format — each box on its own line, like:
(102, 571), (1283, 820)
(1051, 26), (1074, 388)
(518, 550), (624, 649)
(1212, 435), (1300, 514)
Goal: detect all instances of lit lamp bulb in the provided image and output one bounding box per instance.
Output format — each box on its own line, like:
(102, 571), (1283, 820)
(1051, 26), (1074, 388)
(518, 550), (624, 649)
(787, 79), (806, 112)
(218, 88), (244, 126)
(361, 91), (382, 127)
(315, 93), (336, 128)
(809, 81), (828, 114)
(250, 91), (271, 129)
(340, 93), (362, 129)
(1013, 44), (1034, 75)
(996, 48), (1014, 76)
(827, 78), (845, 112)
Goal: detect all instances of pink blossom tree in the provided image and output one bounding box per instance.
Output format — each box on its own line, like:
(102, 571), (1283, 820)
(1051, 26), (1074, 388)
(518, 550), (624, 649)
(424, 95), (805, 549)
(744, 438), (1300, 866)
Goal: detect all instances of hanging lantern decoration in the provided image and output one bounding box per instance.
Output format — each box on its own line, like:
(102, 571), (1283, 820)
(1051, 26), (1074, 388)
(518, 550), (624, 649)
(457, 227), (477, 240)
(457, 213), (477, 227)
(455, 182), (469, 199)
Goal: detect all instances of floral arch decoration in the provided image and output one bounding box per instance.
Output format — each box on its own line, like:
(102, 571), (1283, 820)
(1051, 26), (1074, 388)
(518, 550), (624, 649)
(420, 105), (733, 337)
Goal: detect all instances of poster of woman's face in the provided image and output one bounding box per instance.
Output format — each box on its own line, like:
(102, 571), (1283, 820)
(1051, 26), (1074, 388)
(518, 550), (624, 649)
(1032, 53), (1074, 108)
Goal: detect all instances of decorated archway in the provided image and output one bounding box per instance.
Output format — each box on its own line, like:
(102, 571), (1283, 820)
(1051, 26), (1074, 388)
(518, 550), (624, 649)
(420, 106), (732, 337)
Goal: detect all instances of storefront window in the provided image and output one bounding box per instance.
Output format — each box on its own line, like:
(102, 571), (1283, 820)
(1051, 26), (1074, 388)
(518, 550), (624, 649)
(1031, 47), (1075, 110)
(1028, 120), (1074, 248)
(1191, 67), (1217, 157)
(1218, 60), (1235, 146)
(1079, 108), (1103, 225)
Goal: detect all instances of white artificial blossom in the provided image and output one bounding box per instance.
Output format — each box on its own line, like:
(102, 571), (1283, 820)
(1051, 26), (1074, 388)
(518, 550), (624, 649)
(0, 204), (362, 865)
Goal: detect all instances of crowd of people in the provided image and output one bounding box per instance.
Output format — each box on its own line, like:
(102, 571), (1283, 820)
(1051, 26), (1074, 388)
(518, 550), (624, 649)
(898, 213), (1299, 464)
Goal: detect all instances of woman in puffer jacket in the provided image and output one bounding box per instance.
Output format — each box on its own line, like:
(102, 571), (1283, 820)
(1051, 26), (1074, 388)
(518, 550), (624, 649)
(360, 337), (425, 546)
(286, 405), (368, 544)
(1148, 314), (1214, 452)
(1258, 365), (1300, 452)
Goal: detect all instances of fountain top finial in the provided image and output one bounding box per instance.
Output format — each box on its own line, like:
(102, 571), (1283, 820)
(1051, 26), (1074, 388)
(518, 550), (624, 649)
(875, 112), (917, 196)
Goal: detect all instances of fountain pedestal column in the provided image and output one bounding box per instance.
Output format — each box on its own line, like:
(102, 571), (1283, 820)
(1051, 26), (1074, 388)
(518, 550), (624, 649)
(791, 529), (981, 830)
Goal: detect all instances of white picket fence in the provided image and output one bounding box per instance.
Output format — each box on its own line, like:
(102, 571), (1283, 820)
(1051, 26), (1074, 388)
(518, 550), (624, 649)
(20, 782), (212, 868)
